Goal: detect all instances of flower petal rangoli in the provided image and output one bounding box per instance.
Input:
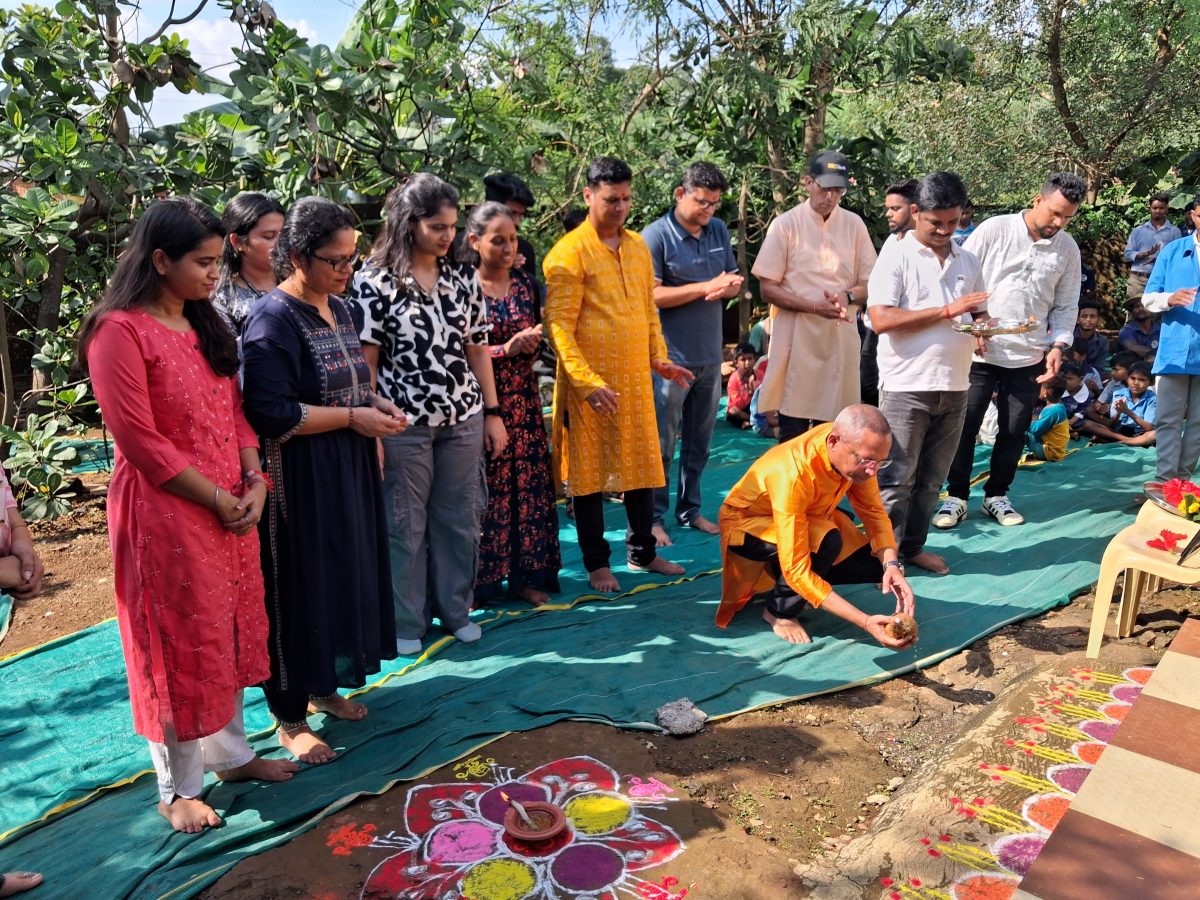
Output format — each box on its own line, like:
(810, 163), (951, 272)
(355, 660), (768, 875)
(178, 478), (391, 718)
(361, 755), (684, 899)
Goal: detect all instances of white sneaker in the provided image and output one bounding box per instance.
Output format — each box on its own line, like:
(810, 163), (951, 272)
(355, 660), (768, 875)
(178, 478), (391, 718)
(396, 638), (423, 656)
(454, 622), (483, 643)
(982, 495), (1024, 526)
(932, 497), (968, 529)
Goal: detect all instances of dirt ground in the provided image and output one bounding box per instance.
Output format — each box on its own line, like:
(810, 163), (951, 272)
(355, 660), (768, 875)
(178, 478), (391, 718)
(4, 487), (1194, 897)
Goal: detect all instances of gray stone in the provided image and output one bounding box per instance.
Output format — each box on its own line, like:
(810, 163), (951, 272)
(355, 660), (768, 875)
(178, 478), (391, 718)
(655, 698), (709, 735)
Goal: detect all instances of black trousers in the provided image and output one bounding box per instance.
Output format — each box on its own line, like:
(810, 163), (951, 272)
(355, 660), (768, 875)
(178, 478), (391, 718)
(574, 487), (656, 572)
(728, 529), (882, 619)
(263, 685), (313, 725)
(946, 360), (1043, 501)
(778, 414), (825, 444)
(860, 327), (880, 408)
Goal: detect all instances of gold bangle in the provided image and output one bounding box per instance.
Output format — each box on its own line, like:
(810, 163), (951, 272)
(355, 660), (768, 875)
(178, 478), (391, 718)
(11, 523), (29, 532)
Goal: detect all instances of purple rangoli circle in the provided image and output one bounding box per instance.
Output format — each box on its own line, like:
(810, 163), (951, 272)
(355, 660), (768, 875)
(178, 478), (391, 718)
(550, 843), (625, 892)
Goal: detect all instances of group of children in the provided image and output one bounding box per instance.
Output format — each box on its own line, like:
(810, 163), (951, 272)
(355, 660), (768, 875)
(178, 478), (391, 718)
(1026, 300), (1157, 461)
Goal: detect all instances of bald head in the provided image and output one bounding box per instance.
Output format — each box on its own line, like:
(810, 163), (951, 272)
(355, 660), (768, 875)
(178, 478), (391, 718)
(833, 405), (891, 444)
(826, 405), (892, 482)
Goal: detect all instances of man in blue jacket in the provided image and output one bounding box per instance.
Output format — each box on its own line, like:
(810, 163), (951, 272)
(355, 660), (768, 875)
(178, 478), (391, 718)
(1142, 196), (1200, 482)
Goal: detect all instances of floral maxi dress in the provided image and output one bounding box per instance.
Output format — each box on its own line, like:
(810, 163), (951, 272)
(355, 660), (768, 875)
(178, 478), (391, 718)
(477, 273), (561, 597)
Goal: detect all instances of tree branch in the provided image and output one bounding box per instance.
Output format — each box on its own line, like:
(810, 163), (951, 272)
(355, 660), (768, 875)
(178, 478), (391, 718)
(142, 0), (211, 45)
(1045, 0), (1091, 155)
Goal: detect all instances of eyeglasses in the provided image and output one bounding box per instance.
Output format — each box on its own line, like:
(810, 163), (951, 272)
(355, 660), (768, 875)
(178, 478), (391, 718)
(689, 197), (722, 210)
(847, 445), (891, 471)
(312, 253), (359, 273)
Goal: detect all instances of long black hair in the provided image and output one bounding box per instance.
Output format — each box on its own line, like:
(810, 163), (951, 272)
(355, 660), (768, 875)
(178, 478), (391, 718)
(219, 191), (285, 279)
(456, 201), (515, 268)
(78, 197), (238, 377)
(272, 196), (357, 283)
(368, 173), (459, 277)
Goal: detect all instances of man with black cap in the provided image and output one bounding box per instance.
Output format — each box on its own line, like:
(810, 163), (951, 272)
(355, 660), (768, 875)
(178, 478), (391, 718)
(753, 150), (877, 442)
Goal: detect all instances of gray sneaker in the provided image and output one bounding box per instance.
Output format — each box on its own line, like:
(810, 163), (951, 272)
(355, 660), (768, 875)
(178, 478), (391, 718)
(933, 497), (968, 529)
(982, 494), (1024, 526)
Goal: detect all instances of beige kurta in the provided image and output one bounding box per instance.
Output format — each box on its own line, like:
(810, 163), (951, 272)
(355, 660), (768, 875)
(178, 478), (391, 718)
(544, 219), (671, 496)
(752, 201), (877, 421)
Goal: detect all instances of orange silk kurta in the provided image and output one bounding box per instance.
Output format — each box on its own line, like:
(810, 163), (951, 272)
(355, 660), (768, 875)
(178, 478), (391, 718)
(544, 219), (671, 496)
(716, 423), (896, 627)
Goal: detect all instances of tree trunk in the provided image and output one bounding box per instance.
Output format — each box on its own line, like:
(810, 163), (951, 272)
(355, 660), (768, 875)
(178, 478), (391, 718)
(0, 302), (15, 429)
(764, 134), (789, 216)
(803, 60), (833, 156)
(30, 245), (69, 393)
(737, 172), (753, 341)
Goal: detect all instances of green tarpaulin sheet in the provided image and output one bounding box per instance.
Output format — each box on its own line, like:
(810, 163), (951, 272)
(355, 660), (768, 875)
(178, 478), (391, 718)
(0, 432), (1151, 898)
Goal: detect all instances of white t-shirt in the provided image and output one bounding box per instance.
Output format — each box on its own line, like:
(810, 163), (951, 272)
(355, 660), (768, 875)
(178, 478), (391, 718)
(867, 235), (983, 392)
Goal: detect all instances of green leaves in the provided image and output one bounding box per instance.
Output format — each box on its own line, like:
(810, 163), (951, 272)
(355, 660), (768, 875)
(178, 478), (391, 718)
(53, 117), (77, 152)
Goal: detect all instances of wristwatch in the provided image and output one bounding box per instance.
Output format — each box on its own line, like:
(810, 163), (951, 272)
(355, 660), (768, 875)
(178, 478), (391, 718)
(1050, 341), (1070, 352)
(884, 559), (904, 572)
(483, 406), (502, 417)
(844, 289), (855, 306)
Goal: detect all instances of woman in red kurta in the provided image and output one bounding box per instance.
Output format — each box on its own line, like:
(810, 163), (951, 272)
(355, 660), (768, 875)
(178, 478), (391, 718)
(80, 198), (298, 834)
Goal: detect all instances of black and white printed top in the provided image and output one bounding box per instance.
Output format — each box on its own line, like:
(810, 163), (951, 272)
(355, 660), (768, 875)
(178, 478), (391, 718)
(348, 260), (490, 427)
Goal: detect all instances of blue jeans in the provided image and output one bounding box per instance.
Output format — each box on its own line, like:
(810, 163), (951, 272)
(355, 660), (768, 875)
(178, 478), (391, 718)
(652, 363), (722, 527)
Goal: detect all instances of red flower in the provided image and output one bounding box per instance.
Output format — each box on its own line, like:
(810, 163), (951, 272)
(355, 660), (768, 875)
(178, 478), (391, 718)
(1162, 479), (1200, 506)
(1146, 528), (1188, 552)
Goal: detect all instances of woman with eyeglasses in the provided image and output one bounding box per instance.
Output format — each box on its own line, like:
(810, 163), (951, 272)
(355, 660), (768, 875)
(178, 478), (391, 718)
(241, 196), (407, 765)
(349, 174), (507, 657)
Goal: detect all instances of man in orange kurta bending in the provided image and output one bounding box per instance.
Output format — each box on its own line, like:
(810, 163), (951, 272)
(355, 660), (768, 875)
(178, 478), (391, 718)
(717, 405), (916, 648)
(545, 156), (695, 593)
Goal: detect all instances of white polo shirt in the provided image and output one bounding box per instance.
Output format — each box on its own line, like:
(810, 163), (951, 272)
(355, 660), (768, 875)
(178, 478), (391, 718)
(867, 235), (983, 392)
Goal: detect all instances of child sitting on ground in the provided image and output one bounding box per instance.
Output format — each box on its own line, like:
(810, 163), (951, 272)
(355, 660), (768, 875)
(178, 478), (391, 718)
(1069, 338), (1103, 395)
(1059, 361), (1092, 437)
(725, 342), (758, 429)
(1081, 360), (1157, 446)
(1026, 375), (1070, 461)
(0, 467), (29, 589)
(1081, 351), (1138, 437)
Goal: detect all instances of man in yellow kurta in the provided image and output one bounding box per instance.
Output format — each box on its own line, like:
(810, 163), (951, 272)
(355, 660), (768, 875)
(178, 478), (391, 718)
(718, 405), (917, 648)
(545, 157), (694, 593)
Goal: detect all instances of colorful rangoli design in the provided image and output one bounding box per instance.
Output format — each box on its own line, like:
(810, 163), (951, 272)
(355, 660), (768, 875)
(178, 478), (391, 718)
(361, 755), (684, 899)
(876, 666), (1152, 900)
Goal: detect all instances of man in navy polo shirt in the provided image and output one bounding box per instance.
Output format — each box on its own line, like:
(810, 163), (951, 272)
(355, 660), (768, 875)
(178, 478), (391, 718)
(641, 161), (743, 546)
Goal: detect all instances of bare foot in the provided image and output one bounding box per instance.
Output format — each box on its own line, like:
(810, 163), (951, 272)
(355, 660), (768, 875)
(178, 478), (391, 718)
(588, 567), (622, 592)
(688, 515), (720, 535)
(216, 756), (300, 783)
(278, 724), (337, 765)
(518, 585), (550, 606)
(0, 873), (43, 897)
(157, 796), (221, 834)
(905, 550), (949, 575)
(763, 609), (812, 644)
(651, 524), (673, 547)
(308, 693), (367, 721)
(629, 555), (685, 577)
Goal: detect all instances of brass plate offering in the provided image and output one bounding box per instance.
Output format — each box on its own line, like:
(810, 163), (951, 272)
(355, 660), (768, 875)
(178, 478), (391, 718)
(952, 315), (1039, 336)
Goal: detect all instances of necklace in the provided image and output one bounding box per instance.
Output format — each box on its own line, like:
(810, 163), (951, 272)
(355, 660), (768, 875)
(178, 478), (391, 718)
(238, 272), (274, 296)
